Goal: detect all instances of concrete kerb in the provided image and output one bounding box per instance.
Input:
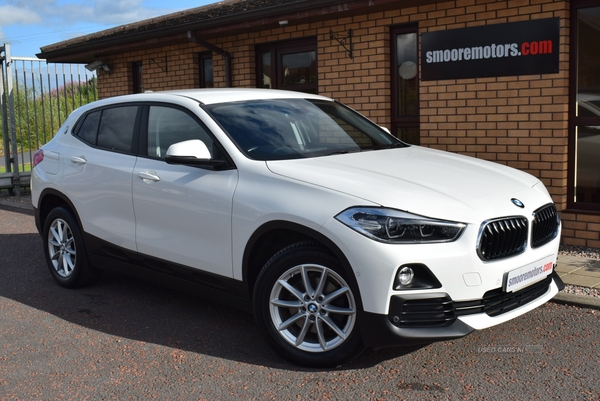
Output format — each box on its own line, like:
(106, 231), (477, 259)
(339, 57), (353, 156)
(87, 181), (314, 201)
(552, 292), (600, 311)
(0, 199), (34, 210)
(553, 255), (600, 310)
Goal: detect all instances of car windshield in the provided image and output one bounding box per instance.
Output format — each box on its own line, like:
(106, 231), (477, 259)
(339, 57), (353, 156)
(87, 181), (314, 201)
(205, 98), (406, 161)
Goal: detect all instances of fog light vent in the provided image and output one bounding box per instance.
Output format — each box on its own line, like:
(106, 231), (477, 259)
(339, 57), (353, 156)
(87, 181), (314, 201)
(393, 264), (442, 290)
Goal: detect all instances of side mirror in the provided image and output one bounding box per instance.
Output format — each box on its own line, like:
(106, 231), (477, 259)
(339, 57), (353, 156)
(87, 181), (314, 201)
(164, 139), (227, 168)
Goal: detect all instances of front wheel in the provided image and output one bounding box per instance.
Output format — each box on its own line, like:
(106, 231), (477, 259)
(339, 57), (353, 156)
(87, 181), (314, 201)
(253, 242), (363, 367)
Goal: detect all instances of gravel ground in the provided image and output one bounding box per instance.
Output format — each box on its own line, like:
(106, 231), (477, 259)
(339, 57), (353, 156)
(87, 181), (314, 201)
(2, 192), (599, 299)
(559, 245), (600, 298)
(0, 192), (32, 207)
(559, 244), (600, 260)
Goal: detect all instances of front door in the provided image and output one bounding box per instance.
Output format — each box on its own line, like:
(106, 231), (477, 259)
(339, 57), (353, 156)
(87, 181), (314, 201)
(132, 104), (238, 276)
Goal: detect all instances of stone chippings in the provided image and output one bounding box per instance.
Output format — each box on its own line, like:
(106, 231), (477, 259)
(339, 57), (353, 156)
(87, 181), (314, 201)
(559, 245), (600, 298)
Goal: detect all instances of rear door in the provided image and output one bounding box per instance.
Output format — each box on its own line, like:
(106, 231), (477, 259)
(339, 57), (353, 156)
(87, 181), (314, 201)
(63, 104), (140, 251)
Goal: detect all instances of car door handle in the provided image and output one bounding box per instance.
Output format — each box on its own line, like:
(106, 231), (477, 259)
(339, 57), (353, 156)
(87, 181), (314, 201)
(71, 156), (87, 164)
(138, 171), (161, 182)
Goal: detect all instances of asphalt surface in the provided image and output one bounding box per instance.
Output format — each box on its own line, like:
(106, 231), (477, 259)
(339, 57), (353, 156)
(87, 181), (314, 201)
(1, 204), (599, 400)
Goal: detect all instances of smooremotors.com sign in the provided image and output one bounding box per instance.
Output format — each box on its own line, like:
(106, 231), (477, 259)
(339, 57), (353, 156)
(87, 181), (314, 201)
(421, 18), (560, 81)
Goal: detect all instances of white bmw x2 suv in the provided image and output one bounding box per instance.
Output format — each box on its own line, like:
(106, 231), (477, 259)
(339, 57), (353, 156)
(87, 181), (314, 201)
(32, 89), (563, 367)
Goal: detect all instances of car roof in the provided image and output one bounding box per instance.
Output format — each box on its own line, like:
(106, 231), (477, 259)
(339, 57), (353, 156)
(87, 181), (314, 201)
(87, 88), (333, 108)
(166, 88), (332, 105)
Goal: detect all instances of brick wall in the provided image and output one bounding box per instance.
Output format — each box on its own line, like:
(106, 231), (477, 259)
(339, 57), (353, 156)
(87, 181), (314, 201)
(98, 43), (200, 98)
(417, 1), (570, 206)
(408, 0), (585, 246)
(95, 0), (599, 247)
(560, 213), (600, 248)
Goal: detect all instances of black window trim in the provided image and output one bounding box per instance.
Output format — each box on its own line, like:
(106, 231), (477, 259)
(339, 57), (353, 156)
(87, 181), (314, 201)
(199, 52), (214, 89)
(256, 37), (318, 93)
(390, 23), (420, 144)
(568, 0), (600, 212)
(138, 102), (234, 169)
(72, 103), (143, 156)
(72, 101), (236, 169)
(132, 61), (143, 94)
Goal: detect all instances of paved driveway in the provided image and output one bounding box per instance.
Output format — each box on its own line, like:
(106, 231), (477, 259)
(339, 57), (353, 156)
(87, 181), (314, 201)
(1, 204), (599, 400)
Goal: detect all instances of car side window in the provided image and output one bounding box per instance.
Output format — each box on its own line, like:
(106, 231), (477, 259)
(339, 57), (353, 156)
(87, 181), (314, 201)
(97, 106), (138, 152)
(75, 111), (101, 145)
(147, 106), (214, 158)
(74, 106), (138, 153)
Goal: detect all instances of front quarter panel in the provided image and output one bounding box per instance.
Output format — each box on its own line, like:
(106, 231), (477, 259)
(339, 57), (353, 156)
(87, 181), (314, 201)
(231, 161), (376, 281)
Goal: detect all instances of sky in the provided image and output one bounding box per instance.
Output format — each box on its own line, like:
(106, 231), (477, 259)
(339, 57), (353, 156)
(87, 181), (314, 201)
(0, 0), (219, 58)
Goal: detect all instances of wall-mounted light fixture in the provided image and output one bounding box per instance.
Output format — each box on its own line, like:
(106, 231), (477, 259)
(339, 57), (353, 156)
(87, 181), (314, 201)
(85, 60), (110, 74)
(279, 20), (289, 27)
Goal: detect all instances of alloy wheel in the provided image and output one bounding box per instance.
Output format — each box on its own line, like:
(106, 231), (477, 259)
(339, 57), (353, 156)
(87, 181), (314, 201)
(268, 263), (357, 353)
(47, 218), (76, 278)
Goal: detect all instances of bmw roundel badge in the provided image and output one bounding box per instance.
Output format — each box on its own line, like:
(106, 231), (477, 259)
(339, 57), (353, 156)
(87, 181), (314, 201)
(511, 198), (525, 208)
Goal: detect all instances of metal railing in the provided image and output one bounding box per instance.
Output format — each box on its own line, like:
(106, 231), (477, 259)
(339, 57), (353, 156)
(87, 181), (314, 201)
(1, 43), (97, 195)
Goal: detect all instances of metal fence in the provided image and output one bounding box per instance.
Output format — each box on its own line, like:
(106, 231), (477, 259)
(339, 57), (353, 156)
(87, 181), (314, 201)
(1, 43), (97, 195)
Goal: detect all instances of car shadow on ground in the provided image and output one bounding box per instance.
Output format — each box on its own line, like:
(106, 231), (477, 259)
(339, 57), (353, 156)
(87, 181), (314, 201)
(0, 205), (426, 370)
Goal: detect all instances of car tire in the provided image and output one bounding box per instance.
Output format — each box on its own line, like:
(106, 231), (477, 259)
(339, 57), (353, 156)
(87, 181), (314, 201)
(253, 241), (363, 367)
(42, 207), (102, 288)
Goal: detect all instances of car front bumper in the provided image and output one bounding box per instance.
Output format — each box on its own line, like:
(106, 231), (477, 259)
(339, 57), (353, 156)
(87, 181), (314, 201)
(358, 272), (563, 349)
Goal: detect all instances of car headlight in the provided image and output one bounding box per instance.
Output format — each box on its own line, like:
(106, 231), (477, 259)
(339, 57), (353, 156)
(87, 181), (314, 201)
(335, 207), (466, 244)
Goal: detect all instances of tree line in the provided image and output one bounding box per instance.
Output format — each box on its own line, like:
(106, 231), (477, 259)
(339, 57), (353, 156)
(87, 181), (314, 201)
(1, 77), (98, 162)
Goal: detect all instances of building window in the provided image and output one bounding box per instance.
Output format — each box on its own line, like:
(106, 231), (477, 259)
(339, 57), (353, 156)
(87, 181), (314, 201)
(391, 25), (420, 145)
(132, 61), (143, 93)
(199, 52), (214, 88)
(570, 4), (600, 210)
(257, 38), (317, 94)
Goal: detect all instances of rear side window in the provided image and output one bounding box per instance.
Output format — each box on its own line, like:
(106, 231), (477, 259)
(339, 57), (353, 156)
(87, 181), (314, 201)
(74, 105), (139, 153)
(97, 107), (138, 152)
(76, 111), (101, 145)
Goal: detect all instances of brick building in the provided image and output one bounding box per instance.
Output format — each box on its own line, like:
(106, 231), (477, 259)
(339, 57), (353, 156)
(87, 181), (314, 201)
(37, 0), (600, 247)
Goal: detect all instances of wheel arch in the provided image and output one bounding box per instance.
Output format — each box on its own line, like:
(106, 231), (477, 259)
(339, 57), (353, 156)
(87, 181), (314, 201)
(35, 188), (83, 237)
(242, 221), (362, 307)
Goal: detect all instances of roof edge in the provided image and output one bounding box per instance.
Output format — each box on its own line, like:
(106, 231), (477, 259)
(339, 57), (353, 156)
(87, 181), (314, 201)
(38, 0), (437, 62)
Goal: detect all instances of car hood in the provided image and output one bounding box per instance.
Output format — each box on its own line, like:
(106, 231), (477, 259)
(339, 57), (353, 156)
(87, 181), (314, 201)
(266, 146), (545, 223)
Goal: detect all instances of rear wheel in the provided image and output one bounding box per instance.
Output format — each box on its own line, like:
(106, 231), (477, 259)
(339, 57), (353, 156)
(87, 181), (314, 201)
(43, 207), (102, 288)
(253, 242), (363, 367)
